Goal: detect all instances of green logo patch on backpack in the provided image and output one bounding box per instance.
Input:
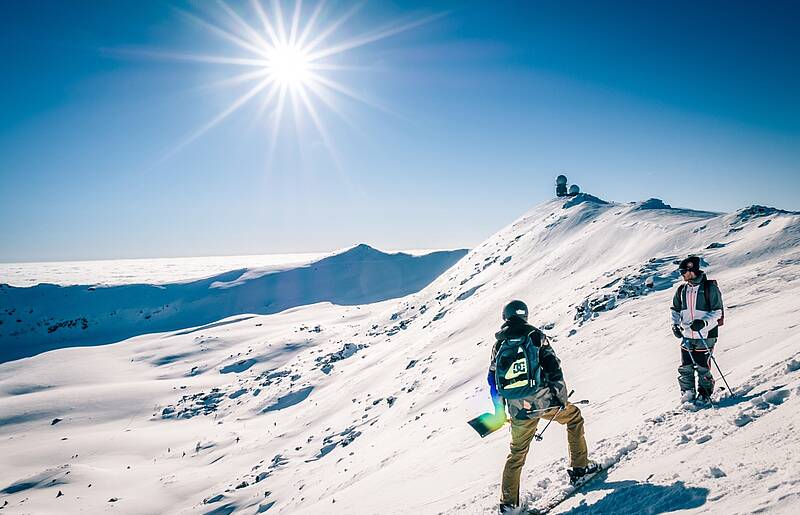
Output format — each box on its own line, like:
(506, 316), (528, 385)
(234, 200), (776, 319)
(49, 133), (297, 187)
(494, 332), (543, 400)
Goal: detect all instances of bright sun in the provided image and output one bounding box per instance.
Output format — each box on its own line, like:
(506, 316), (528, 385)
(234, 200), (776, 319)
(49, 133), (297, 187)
(159, 1), (441, 166)
(267, 44), (311, 86)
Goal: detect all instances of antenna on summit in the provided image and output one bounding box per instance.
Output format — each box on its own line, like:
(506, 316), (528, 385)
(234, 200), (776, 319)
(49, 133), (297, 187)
(556, 174), (581, 197)
(556, 175), (568, 197)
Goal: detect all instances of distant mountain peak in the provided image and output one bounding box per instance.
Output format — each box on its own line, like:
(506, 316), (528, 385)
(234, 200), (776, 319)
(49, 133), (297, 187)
(335, 243), (386, 259)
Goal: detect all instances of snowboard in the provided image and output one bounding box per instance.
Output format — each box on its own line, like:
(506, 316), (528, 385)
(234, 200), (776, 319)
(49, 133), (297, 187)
(467, 412), (506, 438)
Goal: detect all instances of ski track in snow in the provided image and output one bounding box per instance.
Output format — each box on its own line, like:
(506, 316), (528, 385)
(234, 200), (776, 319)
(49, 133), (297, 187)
(1, 198), (799, 514)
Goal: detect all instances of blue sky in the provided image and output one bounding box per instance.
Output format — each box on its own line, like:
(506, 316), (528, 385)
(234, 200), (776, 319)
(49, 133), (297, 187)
(1, 0), (798, 262)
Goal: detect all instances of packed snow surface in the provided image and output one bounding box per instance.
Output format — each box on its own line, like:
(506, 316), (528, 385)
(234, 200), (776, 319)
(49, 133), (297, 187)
(1, 198), (799, 514)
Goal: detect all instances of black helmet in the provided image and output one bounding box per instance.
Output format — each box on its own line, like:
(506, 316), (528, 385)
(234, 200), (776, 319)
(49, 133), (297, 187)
(502, 300), (528, 322)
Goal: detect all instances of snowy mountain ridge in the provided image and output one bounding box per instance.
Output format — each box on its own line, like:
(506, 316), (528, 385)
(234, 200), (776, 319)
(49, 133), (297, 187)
(1, 196), (799, 514)
(0, 245), (467, 363)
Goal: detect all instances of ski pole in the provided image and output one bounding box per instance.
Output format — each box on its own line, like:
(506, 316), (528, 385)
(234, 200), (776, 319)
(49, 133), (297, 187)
(526, 398), (588, 417)
(534, 390), (575, 442)
(683, 342), (700, 369)
(697, 334), (734, 396)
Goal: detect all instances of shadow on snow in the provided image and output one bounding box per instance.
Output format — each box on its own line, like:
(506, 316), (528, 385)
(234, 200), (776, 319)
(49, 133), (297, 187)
(561, 479), (709, 514)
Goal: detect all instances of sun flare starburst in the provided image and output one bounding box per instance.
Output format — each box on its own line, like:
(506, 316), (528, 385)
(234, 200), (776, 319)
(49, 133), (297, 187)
(149, 0), (442, 167)
(268, 44), (311, 86)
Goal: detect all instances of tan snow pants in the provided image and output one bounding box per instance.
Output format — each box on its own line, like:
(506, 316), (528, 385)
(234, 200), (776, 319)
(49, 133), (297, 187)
(501, 404), (589, 506)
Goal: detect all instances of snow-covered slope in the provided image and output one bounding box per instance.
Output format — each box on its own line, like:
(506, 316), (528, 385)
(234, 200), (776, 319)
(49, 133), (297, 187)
(1, 197), (799, 515)
(0, 245), (467, 363)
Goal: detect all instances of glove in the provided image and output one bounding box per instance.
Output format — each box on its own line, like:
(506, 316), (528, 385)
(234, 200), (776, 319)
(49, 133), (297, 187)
(550, 387), (566, 408)
(487, 370), (504, 417)
(690, 319), (706, 332)
(493, 400), (506, 420)
(671, 324), (684, 339)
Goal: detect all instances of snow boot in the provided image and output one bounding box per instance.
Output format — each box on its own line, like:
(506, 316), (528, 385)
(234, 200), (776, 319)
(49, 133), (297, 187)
(567, 461), (602, 484)
(680, 390), (696, 403)
(695, 393), (712, 407)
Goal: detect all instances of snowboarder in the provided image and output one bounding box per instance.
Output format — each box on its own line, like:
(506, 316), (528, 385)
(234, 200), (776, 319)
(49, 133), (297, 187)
(488, 300), (599, 514)
(670, 256), (724, 405)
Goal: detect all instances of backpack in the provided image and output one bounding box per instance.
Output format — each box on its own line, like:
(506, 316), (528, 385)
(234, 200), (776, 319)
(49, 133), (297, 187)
(494, 331), (544, 400)
(706, 279), (724, 327)
(678, 278), (724, 328)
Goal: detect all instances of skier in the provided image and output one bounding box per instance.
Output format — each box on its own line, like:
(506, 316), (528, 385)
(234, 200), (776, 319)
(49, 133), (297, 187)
(670, 256), (724, 405)
(488, 300), (599, 514)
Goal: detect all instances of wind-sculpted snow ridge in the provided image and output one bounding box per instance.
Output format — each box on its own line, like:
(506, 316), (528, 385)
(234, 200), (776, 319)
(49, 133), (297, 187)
(0, 245), (467, 363)
(1, 198), (799, 514)
(562, 193), (610, 209)
(731, 205), (800, 225)
(632, 197), (672, 210)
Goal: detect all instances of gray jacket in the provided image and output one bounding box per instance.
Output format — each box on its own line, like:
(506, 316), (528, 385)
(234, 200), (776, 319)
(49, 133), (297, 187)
(670, 273), (723, 340)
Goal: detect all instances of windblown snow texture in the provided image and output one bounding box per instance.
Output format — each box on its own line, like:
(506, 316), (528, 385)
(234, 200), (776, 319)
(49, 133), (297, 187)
(1, 199), (799, 514)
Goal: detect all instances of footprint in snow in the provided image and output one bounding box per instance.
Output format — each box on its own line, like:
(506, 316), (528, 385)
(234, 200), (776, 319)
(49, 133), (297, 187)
(725, 387), (792, 428)
(761, 389), (790, 405)
(732, 412), (753, 427)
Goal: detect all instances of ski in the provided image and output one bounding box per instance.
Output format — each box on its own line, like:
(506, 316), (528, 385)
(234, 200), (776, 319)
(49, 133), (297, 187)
(524, 465), (606, 514)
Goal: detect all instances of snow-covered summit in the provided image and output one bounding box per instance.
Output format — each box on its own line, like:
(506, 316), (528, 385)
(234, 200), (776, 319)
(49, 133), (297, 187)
(328, 243), (393, 260)
(633, 197), (672, 210)
(730, 204), (800, 225)
(1, 197), (799, 514)
(561, 192), (611, 209)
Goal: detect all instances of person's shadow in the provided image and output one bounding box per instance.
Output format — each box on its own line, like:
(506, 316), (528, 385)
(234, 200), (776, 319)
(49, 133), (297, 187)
(557, 476), (709, 514)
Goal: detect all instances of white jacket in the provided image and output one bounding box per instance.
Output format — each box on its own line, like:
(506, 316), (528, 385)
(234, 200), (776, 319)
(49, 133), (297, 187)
(670, 278), (723, 340)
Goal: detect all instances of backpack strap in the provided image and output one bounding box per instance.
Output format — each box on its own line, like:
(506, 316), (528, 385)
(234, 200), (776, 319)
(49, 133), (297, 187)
(703, 278), (712, 308)
(704, 278), (724, 326)
(677, 283), (687, 309)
